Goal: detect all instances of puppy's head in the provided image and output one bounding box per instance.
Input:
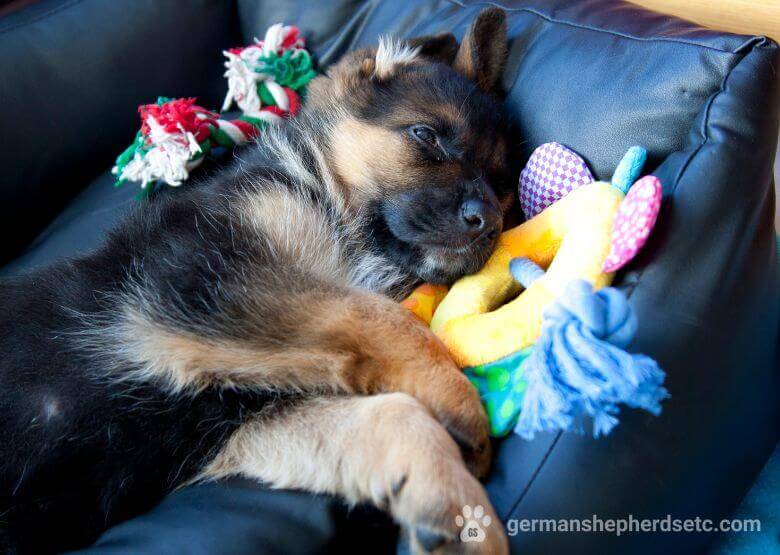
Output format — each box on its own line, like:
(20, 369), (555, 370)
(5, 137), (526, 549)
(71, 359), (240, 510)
(308, 8), (518, 283)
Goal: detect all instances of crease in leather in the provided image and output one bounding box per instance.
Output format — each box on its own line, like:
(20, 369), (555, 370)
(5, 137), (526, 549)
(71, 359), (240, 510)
(501, 432), (562, 521)
(0, 0), (87, 35)
(624, 37), (762, 301)
(317, 0), (376, 66)
(667, 38), (763, 197)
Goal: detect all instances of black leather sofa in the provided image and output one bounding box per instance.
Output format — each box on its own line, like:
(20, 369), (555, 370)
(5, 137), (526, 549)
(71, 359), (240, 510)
(1, 0), (777, 553)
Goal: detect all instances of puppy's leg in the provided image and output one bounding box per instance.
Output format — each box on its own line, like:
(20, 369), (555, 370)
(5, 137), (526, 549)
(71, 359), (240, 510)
(307, 293), (493, 477)
(200, 394), (508, 555)
(123, 289), (491, 476)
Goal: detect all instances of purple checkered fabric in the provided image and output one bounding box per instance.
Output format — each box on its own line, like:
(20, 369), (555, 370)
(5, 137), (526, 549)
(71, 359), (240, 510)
(518, 142), (594, 219)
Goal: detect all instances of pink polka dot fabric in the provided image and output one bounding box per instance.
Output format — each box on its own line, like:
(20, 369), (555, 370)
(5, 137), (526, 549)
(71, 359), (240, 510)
(603, 175), (662, 273)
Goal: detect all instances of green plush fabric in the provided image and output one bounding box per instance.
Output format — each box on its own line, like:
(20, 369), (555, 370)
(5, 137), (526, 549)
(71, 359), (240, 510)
(464, 348), (532, 437)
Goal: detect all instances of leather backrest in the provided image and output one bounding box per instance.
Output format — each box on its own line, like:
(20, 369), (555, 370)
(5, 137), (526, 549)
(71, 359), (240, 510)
(0, 0), (240, 263)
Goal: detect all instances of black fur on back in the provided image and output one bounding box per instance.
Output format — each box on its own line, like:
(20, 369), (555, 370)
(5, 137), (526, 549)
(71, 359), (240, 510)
(0, 141), (321, 553)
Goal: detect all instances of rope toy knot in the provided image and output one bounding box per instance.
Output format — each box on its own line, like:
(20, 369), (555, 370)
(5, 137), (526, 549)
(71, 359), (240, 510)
(515, 279), (668, 439)
(113, 23), (318, 196)
(546, 279), (636, 348)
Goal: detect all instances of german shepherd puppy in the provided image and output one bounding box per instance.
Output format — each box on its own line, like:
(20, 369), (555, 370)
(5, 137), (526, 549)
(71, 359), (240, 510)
(0, 8), (517, 554)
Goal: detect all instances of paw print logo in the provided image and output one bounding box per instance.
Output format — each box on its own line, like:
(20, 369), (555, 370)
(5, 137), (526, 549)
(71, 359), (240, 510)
(455, 505), (492, 543)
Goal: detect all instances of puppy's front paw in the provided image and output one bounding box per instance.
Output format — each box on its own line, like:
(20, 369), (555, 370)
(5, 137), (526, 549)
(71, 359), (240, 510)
(426, 370), (493, 479)
(362, 393), (505, 554)
(396, 462), (508, 555)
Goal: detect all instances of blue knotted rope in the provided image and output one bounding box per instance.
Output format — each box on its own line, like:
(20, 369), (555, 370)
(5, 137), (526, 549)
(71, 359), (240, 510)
(514, 278), (668, 439)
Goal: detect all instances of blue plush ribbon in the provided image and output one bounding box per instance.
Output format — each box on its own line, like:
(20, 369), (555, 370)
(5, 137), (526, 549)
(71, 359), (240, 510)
(611, 146), (647, 194)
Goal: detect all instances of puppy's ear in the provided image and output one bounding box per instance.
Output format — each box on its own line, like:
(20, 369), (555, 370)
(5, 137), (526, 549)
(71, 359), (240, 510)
(453, 8), (507, 93)
(406, 33), (459, 65)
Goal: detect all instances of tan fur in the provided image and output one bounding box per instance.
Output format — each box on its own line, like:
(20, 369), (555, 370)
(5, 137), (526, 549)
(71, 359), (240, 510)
(259, 120), (349, 212)
(329, 118), (415, 201)
(453, 28), (478, 84)
(238, 175), (408, 291)
(327, 49), (375, 99)
(112, 286), (492, 477)
(117, 306), (353, 394)
(200, 394), (508, 554)
(243, 185), (344, 277)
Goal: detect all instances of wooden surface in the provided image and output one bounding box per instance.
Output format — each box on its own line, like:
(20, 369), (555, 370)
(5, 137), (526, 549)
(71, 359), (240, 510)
(628, 0), (780, 42)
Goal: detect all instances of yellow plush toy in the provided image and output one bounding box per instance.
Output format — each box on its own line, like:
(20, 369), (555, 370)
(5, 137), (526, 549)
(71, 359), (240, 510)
(403, 144), (667, 438)
(431, 179), (623, 367)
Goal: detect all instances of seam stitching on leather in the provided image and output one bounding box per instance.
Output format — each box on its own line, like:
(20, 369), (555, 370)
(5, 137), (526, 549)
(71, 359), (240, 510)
(447, 0), (741, 53)
(0, 0), (87, 36)
(502, 431), (561, 521)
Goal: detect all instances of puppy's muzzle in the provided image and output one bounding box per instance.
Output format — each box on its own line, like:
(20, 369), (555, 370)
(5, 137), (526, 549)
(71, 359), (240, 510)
(458, 179), (502, 241)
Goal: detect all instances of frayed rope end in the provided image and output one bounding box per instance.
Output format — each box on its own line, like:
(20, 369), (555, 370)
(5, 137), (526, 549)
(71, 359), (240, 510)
(514, 279), (668, 440)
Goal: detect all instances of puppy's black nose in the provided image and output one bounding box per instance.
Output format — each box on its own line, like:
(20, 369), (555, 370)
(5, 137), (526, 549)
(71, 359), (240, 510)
(460, 199), (500, 238)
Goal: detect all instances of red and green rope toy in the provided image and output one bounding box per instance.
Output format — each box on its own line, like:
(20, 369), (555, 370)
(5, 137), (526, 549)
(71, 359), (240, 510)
(112, 24), (317, 196)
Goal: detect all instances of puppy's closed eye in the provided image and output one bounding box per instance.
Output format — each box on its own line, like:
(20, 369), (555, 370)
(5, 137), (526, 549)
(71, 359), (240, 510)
(408, 125), (449, 161)
(410, 125), (437, 146)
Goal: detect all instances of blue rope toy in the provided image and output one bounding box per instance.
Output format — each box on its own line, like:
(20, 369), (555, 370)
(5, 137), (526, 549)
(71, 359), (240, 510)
(466, 265), (669, 439)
